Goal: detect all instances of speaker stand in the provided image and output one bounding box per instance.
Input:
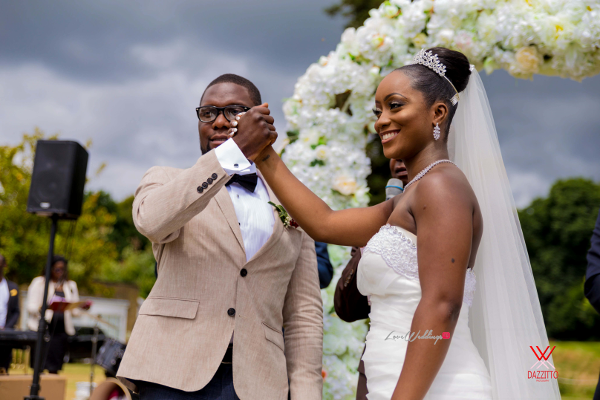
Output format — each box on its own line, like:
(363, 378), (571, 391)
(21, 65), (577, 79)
(25, 214), (59, 400)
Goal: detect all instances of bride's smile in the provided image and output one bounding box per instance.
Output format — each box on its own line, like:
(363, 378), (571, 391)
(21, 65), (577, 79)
(380, 129), (400, 143)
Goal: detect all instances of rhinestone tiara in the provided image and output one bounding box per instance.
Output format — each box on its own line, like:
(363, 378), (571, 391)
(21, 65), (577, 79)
(409, 49), (447, 77)
(408, 49), (460, 105)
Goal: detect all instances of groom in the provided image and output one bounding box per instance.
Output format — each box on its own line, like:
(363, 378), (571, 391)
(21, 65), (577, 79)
(118, 74), (324, 400)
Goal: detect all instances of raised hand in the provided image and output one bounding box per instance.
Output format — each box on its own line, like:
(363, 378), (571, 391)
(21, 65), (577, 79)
(233, 103), (277, 162)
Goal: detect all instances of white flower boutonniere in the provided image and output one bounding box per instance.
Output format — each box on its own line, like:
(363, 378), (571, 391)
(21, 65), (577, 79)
(268, 201), (299, 229)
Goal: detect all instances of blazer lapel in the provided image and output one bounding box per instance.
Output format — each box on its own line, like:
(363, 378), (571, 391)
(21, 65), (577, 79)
(248, 174), (284, 263)
(214, 187), (246, 255)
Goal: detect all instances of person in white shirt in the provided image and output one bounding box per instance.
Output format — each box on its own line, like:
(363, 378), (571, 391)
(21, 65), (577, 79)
(0, 253), (20, 373)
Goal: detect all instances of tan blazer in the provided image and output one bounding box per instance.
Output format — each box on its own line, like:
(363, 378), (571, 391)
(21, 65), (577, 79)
(117, 150), (323, 400)
(26, 277), (81, 335)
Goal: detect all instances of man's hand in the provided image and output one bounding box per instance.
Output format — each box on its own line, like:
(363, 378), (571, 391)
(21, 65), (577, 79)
(233, 103), (277, 162)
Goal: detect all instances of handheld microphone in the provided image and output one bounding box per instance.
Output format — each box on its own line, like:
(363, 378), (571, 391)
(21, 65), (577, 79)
(385, 178), (404, 200)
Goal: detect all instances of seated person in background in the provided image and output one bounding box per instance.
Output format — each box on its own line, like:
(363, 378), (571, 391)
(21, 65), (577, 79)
(0, 253), (20, 374)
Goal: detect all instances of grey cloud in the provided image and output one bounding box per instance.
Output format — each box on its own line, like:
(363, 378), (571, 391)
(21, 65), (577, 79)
(0, 0), (598, 206)
(0, 0), (345, 82)
(482, 71), (600, 205)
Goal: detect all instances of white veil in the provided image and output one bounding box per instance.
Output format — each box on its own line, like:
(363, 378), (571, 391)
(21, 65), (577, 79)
(447, 70), (561, 399)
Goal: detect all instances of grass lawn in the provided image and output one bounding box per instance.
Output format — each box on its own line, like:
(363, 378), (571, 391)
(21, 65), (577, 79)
(551, 340), (600, 400)
(6, 341), (600, 399)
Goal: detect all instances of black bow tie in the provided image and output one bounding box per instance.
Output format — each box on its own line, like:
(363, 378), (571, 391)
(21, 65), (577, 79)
(226, 173), (258, 193)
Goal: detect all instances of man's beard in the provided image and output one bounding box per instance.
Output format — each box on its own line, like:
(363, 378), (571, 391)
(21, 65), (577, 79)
(200, 142), (211, 155)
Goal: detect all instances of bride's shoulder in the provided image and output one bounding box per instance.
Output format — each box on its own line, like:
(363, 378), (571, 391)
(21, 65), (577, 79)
(412, 166), (475, 208)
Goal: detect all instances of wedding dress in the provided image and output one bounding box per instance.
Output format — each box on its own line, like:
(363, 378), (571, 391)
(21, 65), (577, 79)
(357, 224), (492, 399)
(352, 67), (560, 399)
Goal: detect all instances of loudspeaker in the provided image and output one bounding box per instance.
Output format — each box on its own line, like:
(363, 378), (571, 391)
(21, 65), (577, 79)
(27, 140), (89, 219)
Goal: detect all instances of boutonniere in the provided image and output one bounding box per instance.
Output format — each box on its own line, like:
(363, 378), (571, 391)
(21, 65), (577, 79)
(268, 201), (299, 229)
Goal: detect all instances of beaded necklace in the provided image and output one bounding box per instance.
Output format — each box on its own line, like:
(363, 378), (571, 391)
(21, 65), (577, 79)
(403, 159), (456, 191)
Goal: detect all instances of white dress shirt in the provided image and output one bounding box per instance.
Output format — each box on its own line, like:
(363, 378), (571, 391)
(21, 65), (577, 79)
(0, 278), (9, 328)
(214, 138), (275, 261)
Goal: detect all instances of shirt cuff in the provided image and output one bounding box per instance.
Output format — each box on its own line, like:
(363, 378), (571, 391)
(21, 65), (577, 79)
(214, 138), (254, 176)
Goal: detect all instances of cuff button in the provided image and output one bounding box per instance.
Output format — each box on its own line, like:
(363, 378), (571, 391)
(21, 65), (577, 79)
(207, 177), (213, 184)
(202, 182), (209, 189)
(197, 186), (204, 193)
(212, 173), (218, 179)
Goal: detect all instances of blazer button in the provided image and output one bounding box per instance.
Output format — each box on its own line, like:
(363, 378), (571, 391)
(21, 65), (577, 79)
(212, 173), (218, 179)
(207, 177), (213, 184)
(227, 308), (236, 317)
(202, 182), (209, 189)
(240, 268), (247, 277)
(197, 186), (204, 193)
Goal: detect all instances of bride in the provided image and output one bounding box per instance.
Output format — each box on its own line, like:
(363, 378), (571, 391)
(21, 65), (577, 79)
(253, 47), (560, 399)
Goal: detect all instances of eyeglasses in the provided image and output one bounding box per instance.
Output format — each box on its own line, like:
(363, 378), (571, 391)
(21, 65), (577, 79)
(196, 105), (250, 123)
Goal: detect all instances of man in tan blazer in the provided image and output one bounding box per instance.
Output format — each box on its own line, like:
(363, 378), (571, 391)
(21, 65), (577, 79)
(118, 74), (323, 400)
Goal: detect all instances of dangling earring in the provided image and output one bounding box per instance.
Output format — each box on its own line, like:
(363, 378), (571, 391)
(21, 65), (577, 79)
(433, 123), (441, 140)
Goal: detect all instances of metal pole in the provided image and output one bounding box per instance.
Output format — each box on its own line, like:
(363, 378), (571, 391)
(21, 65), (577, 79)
(90, 324), (99, 398)
(26, 214), (58, 400)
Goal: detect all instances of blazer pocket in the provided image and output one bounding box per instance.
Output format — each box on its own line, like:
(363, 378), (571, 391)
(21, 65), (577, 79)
(139, 298), (199, 320)
(262, 322), (285, 352)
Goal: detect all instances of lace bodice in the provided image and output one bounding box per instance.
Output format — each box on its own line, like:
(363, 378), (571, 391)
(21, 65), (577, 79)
(363, 224), (476, 307)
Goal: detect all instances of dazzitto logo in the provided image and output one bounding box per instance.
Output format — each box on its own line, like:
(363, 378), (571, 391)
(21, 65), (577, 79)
(528, 346), (558, 382)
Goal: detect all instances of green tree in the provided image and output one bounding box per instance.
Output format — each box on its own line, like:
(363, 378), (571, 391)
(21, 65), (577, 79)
(518, 178), (600, 340)
(100, 246), (156, 298)
(0, 131), (119, 289)
(325, 0), (385, 28)
(0, 130), (155, 295)
(91, 191), (148, 256)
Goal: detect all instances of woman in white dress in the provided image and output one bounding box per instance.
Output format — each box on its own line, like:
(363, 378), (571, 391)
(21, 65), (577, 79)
(255, 47), (560, 399)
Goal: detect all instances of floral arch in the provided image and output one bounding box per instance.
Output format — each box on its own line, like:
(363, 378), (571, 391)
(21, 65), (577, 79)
(281, 0), (600, 397)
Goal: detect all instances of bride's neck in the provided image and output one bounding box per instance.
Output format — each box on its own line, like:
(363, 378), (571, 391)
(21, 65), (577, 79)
(404, 146), (450, 182)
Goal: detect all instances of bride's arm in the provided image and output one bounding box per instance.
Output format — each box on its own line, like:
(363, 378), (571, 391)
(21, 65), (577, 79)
(256, 146), (393, 247)
(391, 171), (475, 400)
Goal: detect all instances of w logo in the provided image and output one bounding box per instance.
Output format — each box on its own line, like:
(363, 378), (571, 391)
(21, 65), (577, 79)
(530, 346), (555, 370)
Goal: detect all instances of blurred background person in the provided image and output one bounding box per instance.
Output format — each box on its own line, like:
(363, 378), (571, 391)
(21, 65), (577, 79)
(316, 242), (334, 289)
(0, 253), (20, 374)
(585, 207), (600, 400)
(334, 159), (408, 400)
(26, 255), (88, 374)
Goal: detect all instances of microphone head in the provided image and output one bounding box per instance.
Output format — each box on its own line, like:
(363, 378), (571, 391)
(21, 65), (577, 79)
(385, 178), (404, 200)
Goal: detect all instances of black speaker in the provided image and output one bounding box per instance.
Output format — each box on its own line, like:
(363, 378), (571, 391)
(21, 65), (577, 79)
(27, 140), (89, 220)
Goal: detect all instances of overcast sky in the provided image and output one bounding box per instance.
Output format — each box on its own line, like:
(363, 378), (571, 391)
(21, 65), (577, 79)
(1, 0), (598, 208)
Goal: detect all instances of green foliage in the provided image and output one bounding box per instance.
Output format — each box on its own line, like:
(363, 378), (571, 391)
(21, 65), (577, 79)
(100, 246), (157, 298)
(518, 178), (600, 340)
(0, 130), (154, 296)
(325, 0), (385, 29)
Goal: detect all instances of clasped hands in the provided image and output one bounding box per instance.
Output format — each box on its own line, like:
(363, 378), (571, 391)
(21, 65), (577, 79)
(232, 103), (277, 163)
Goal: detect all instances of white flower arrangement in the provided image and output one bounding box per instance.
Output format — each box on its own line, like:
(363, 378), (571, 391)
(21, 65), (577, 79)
(281, 1), (600, 397)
